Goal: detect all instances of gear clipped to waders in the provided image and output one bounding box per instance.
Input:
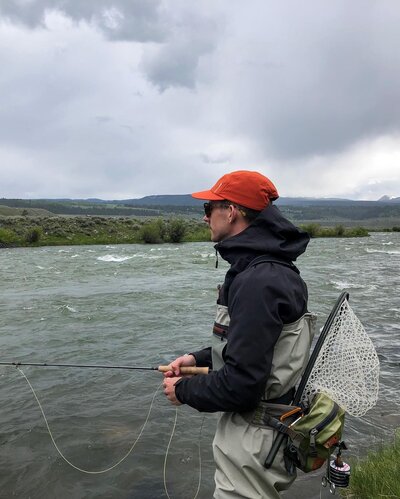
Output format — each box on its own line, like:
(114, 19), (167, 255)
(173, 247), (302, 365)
(321, 441), (351, 495)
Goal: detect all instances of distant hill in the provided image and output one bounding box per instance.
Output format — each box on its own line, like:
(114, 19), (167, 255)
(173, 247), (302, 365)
(1, 196), (400, 228)
(121, 194), (204, 206)
(378, 195), (400, 203)
(0, 205), (55, 217)
(6, 194), (398, 207)
(109, 194), (400, 207)
(0, 199), (165, 217)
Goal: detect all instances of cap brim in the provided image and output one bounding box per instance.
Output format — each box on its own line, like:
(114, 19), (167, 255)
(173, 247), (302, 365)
(191, 189), (225, 201)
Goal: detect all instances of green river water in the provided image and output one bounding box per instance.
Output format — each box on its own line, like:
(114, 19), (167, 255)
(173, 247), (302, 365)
(0, 234), (399, 498)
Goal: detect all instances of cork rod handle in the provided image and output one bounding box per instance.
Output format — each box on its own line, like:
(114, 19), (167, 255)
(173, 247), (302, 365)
(158, 365), (209, 375)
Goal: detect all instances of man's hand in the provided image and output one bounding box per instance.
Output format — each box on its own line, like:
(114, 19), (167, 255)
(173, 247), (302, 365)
(163, 354), (196, 377)
(163, 377), (183, 405)
(163, 354), (196, 405)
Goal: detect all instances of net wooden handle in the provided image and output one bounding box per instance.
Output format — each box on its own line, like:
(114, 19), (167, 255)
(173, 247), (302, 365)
(158, 365), (209, 375)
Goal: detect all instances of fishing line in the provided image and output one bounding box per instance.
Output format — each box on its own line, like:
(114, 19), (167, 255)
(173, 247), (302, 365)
(14, 367), (205, 499)
(164, 407), (178, 499)
(163, 411), (205, 499)
(17, 367), (161, 474)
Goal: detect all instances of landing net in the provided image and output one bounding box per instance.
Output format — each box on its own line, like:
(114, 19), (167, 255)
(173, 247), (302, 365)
(301, 297), (380, 417)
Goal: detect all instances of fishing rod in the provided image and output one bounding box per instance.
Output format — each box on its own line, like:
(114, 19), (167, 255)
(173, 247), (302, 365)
(0, 361), (209, 375)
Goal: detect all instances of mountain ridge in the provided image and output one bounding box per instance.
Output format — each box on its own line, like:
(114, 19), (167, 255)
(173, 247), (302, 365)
(3, 194), (398, 206)
(102, 194), (400, 206)
(378, 195), (400, 203)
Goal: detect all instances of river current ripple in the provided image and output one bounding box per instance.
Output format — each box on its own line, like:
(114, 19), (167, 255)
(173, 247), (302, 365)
(0, 233), (399, 498)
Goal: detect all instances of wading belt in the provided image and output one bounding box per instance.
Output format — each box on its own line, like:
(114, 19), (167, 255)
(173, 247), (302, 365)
(264, 387), (295, 406)
(242, 399), (303, 443)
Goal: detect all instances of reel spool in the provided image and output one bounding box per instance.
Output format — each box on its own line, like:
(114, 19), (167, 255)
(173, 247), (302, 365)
(322, 442), (351, 495)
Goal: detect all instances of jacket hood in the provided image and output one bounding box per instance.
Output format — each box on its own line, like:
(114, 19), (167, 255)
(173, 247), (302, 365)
(215, 204), (310, 268)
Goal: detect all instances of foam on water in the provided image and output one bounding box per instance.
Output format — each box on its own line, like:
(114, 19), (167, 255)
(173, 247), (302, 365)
(150, 247), (179, 252)
(57, 305), (77, 313)
(97, 255), (134, 262)
(366, 248), (400, 255)
(330, 280), (377, 291)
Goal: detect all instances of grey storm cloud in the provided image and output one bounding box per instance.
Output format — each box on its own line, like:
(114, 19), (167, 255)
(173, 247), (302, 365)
(0, 0), (167, 42)
(0, 0), (221, 92)
(140, 9), (221, 91)
(1, 0), (399, 199)
(216, 1), (400, 159)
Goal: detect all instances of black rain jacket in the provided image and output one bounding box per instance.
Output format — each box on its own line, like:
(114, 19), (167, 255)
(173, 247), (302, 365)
(174, 204), (310, 412)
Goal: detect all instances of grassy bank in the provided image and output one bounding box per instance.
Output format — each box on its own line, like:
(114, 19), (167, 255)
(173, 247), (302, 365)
(301, 223), (370, 238)
(0, 216), (211, 247)
(0, 215), (382, 248)
(340, 430), (400, 499)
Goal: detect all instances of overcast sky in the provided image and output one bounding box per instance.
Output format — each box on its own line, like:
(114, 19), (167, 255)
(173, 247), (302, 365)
(1, 1), (400, 200)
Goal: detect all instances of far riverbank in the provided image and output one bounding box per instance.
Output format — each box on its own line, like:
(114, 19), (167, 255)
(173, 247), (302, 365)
(0, 215), (379, 248)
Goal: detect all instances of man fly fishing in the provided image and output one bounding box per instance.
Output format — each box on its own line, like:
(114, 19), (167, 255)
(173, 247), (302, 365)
(163, 170), (315, 498)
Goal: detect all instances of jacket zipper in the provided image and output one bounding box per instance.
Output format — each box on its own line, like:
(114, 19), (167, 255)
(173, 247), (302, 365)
(309, 402), (339, 456)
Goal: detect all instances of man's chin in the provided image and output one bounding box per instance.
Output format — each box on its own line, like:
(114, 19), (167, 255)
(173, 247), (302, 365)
(209, 229), (222, 243)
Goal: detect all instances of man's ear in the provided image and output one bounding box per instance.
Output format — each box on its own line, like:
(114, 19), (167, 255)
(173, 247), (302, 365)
(228, 204), (237, 223)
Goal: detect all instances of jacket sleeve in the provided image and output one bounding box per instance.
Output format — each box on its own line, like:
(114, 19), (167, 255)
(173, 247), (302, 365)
(175, 264), (305, 412)
(190, 347), (212, 368)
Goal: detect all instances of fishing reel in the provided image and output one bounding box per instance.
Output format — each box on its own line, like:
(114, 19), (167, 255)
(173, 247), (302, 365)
(322, 441), (351, 495)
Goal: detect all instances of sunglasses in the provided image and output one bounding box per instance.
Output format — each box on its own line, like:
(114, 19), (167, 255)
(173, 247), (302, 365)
(203, 201), (230, 218)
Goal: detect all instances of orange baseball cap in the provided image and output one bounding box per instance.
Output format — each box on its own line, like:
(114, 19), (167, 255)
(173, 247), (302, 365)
(192, 170), (279, 211)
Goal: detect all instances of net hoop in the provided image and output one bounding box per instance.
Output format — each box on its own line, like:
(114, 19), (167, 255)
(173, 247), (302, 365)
(299, 292), (380, 417)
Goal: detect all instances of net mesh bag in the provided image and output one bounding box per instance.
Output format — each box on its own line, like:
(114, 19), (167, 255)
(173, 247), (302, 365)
(301, 298), (380, 417)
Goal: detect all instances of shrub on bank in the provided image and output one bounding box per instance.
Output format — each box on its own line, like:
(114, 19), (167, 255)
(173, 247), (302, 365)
(0, 227), (18, 245)
(301, 223), (369, 238)
(347, 226), (369, 237)
(138, 219), (165, 244)
(25, 226), (43, 244)
(184, 222), (210, 242)
(301, 223), (321, 238)
(167, 218), (186, 243)
(334, 224), (345, 236)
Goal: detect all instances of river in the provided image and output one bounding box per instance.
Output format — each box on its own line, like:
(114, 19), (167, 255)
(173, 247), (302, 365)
(0, 233), (399, 498)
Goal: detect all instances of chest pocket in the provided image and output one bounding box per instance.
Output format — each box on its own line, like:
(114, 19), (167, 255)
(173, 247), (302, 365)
(212, 304), (230, 371)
